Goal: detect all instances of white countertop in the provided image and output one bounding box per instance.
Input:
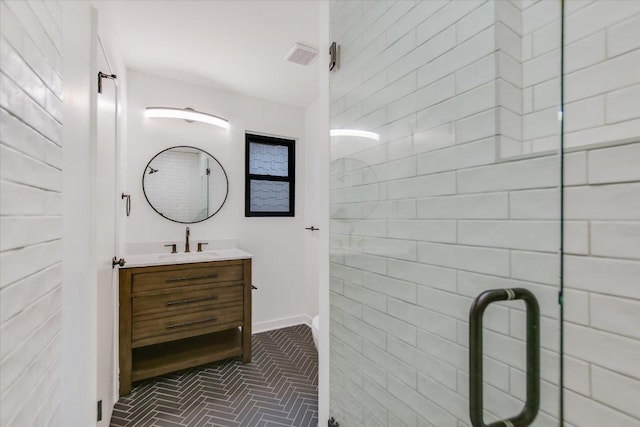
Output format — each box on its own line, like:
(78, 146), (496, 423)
(122, 248), (253, 268)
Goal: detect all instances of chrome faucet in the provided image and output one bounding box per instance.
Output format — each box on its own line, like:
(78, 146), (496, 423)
(185, 227), (190, 253)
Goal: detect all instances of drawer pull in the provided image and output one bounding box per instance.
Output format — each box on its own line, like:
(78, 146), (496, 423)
(165, 273), (219, 283)
(166, 317), (218, 329)
(166, 296), (218, 306)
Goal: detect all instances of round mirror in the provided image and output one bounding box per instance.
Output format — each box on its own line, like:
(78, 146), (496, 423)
(142, 146), (228, 223)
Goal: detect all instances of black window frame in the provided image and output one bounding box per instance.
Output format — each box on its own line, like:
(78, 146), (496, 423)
(245, 133), (295, 217)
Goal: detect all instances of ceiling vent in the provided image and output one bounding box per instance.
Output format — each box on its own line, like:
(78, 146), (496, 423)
(284, 43), (318, 66)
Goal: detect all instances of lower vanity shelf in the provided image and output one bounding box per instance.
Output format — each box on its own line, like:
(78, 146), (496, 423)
(131, 329), (242, 382)
(119, 257), (252, 395)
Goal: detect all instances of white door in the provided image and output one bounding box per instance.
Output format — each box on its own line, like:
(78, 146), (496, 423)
(96, 38), (118, 426)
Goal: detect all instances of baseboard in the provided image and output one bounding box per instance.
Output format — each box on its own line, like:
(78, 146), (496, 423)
(252, 314), (313, 334)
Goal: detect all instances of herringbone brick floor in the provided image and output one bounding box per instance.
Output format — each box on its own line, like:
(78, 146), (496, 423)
(110, 325), (318, 427)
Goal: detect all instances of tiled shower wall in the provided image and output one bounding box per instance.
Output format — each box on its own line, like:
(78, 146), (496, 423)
(329, 1), (562, 426)
(330, 0), (639, 426)
(0, 1), (63, 426)
(562, 1), (640, 426)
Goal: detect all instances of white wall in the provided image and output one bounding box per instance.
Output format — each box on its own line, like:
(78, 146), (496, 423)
(0, 1), (64, 425)
(125, 70), (312, 330)
(562, 2), (640, 426)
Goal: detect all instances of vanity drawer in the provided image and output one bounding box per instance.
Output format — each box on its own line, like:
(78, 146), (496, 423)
(132, 284), (243, 317)
(132, 304), (244, 347)
(132, 263), (243, 294)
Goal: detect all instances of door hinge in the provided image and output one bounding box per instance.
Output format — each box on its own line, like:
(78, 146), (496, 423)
(97, 400), (102, 421)
(98, 71), (117, 94)
(328, 417), (339, 427)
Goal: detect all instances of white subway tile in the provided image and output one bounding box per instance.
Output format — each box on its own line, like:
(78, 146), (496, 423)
(455, 81), (496, 120)
(417, 138), (497, 175)
(417, 26), (495, 88)
(361, 270), (417, 304)
(591, 366), (640, 420)
(590, 294), (640, 339)
(344, 283), (386, 313)
(454, 108), (496, 144)
(456, 1), (494, 43)
(364, 306), (416, 346)
(388, 220), (456, 244)
(362, 341), (417, 388)
(565, 50), (640, 103)
(565, 183), (640, 220)
(417, 372), (467, 421)
(458, 220), (559, 252)
(607, 13), (640, 57)
(418, 242), (510, 277)
(565, 30), (606, 74)
(590, 222), (640, 260)
(564, 289), (590, 325)
(564, 96), (605, 133)
(416, 75), (455, 111)
(565, 255), (640, 299)
(533, 77), (561, 111)
(533, 20), (561, 57)
(418, 192), (509, 220)
(495, 23), (521, 61)
(387, 335), (457, 390)
(565, 323), (640, 378)
(523, 106), (561, 140)
(565, 0), (640, 45)
(342, 344), (387, 387)
(563, 356), (591, 394)
(363, 237), (417, 262)
(387, 258), (456, 292)
(510, 188), (560, 220)
(564, 221), (589, 255)
(413, 123), (456, 154)
(416, 0), (478, 47)
(565, 118), (640, 149)
(365, 377), (418, 427)
(389, 372), (458, 427)
(511, 251), (559, 285)
(387, 25), (455, 85)
(523, 49), (561, 88)
(566, 389), (640, 427)
(331, 292), (363, 319)
(523, 0), (560, 34)
(606, 84), (640, 125)
(497, 50), (522, 88)
(387, 171), (456, 199)
(388, 297), (457, 341)
(457, 155), (559, 193)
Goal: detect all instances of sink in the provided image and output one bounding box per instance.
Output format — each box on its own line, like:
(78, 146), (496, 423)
(123, 248), (252, 268)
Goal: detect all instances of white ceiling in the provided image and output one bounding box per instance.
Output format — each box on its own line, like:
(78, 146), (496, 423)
(100, 1), (320, 107)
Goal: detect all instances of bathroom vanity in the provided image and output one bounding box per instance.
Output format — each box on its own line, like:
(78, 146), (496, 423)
(118, 250), (252, 395)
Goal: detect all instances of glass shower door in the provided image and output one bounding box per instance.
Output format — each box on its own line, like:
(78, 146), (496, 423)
(329, 1), (562, 426)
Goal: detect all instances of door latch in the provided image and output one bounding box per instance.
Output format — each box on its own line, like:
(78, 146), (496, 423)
(112, 257), (126, 268)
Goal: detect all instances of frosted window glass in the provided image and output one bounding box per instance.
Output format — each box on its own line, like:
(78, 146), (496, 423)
(249, 180), (290, 212)
(249, 142), (288, 176)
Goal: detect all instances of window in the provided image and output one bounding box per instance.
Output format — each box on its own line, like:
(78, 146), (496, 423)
(245, 133), (295, 217)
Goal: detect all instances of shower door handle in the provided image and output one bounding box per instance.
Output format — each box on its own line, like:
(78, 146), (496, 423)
(469, 288), (540, 427)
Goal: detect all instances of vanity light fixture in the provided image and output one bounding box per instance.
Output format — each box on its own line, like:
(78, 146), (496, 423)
(145, 107), (230, 129)
(330, 129), (380, 141)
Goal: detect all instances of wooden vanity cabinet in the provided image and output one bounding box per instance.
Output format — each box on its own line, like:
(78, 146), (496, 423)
(118, 258), (252, 395)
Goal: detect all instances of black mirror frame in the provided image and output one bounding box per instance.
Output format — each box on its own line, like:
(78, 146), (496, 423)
(142, 145), (229, 224)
